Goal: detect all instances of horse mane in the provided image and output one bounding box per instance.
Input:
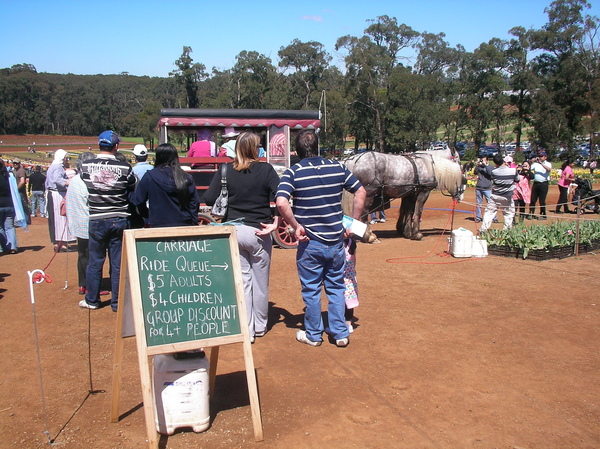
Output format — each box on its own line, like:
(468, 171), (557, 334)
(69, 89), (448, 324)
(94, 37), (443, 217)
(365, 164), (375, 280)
(428, 154), (464, 197)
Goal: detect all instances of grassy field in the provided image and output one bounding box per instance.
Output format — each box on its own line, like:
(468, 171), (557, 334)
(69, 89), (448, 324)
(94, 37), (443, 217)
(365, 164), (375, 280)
(0, 134), (144, 167)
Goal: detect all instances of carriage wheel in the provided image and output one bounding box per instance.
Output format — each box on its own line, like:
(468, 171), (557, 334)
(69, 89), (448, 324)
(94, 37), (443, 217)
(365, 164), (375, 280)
(272, 219), (297, 249)
(198, 213), (216, 225)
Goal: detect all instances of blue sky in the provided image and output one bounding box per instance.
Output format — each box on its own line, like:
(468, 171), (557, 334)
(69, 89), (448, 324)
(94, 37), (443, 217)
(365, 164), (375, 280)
(3, 0), (599, 77)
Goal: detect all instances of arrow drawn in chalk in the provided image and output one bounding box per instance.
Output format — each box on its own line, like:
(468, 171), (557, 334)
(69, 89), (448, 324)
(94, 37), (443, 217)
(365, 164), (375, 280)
(211, 263), (229, 270)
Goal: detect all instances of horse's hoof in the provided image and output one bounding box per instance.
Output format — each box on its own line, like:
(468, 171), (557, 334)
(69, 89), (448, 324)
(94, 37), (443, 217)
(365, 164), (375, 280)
(413, 233), (423, 240)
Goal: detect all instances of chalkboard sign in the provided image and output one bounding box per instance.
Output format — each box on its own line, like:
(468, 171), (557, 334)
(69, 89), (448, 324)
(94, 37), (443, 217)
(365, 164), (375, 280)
(112, 226), (262, 448)
(135, 235), (242, 347)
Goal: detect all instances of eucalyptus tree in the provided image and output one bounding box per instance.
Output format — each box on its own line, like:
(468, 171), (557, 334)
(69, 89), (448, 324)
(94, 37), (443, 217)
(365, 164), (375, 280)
(229, 51), (278, 109)
(505, 26), (537, 150)
(316, 66), (348, 152)
(278, 39), (332, 109)
(336, 15), (419, 152)
(414, 32), (465, 149)
(386, 66), (439, 151)
(169, 46), (208, 109)
(458, 39), (509, 150)
(529, 0), (600, 151)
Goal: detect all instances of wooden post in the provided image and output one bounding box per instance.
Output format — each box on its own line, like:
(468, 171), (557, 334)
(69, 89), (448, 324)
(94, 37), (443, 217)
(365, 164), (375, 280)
(575, 198), (581, 256)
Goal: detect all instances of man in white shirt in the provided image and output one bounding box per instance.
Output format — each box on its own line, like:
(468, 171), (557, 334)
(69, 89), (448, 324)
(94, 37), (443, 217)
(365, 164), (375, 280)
(529, 150), (552, 220)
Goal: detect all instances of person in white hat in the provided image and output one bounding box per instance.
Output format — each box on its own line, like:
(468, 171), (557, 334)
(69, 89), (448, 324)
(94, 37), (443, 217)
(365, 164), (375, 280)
(132, 144), (153, 180)
(220, 127), (239, 159)
(503, 155), (516, 168)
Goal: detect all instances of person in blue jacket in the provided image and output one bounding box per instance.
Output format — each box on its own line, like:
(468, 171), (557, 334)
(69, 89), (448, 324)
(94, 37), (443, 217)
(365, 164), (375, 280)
(131, 143), (199, 228)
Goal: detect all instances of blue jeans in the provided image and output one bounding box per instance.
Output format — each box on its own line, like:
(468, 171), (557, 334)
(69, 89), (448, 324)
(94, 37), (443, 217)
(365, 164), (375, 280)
(85, 217), (128, 310)
(370, 210), (386, 221)
(475, 188), (491, 220)
(0, 206), (17, 252)
(30, 190), (46, 217)
(296, 239), (348, 341)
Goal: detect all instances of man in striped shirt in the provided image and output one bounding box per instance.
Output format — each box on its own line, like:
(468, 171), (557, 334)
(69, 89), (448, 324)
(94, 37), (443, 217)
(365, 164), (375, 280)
(79, 130), (136, 311)
(276, 130), (366, 348)
(480, 153), (520, 232)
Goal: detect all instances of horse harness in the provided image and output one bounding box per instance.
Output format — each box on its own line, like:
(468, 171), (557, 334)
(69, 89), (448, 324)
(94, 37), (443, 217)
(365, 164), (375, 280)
(352, 151), (437, 193)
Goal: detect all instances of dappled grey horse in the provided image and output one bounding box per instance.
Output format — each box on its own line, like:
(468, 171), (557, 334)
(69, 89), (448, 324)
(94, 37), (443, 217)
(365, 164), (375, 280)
(344, 152), (464, 240)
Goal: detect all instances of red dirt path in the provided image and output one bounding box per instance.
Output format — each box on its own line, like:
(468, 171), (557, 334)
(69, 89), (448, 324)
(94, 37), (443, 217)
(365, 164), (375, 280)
(0, 187), (599, 449)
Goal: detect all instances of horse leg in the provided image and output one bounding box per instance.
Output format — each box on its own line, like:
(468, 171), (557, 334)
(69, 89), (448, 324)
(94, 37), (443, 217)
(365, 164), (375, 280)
(397, 193), (416, 239)
(411, 190), (431, 240)
(397, 191), (431, 240)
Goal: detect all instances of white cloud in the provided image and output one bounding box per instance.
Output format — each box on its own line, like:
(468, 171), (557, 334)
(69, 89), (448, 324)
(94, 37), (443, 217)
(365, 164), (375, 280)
(302, 15), (323, 22)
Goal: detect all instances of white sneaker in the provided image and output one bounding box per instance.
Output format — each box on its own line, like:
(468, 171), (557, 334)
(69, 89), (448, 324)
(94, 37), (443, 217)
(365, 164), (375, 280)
(296, 330), (322, 347)
(379, 218), (386, 223)
(369, 220), (377, 225)
(78, 299), (99, 310)
(336, 337), (349, 347)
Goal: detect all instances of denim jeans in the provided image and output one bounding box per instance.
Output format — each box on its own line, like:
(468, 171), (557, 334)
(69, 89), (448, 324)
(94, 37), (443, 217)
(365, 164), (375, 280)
(369, 210), (386, 221)
(475, 188), (491, 220)
(296, 239), (349, 341)
(0, 206), (17, 252)
(30, 190), (46, 217)
(85, 217), (128, 310)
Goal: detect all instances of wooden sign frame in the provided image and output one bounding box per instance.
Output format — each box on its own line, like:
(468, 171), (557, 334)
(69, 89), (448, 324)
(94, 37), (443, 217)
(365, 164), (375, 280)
(110, 226), (263, 448)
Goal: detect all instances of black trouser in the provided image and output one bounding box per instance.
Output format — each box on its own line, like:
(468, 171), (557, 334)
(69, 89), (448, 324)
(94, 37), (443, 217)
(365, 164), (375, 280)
(530, 181), (549, 217)
(77, 237), (89, 288)
(556, 185), (571, 212)
(515, 199), (527, 217)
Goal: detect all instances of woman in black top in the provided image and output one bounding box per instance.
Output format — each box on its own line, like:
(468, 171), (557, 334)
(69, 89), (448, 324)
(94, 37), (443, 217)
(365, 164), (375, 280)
(205, 132), (280, 342)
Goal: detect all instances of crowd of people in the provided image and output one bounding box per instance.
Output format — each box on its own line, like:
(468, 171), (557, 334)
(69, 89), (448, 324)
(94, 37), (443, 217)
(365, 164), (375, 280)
(472, 150), (583, 233)
(1, 129), (366, 349)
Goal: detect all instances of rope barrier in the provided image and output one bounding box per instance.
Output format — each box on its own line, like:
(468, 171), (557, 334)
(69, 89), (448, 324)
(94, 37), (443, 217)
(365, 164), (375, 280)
(27, 270), (53, 445)
(25, 206), (105, 445)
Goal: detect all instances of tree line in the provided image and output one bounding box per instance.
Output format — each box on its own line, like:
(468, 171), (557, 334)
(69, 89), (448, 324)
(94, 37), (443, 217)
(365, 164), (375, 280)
(1, 0), (598, 158)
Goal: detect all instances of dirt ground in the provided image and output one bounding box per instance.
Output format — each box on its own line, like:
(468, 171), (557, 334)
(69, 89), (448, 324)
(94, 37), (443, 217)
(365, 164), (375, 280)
(1, 188), (599, 449)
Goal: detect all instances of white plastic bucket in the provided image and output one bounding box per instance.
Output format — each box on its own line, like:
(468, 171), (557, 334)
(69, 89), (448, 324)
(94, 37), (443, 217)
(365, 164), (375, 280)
(471, 236), (488, 257)
(153, 351), (210, 435)
(450, 228), (473, 258)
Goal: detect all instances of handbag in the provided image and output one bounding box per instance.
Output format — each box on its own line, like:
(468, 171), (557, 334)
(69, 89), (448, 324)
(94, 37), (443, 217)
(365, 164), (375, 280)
(60, 198), (67, 216)
(211, 163), (229, 217)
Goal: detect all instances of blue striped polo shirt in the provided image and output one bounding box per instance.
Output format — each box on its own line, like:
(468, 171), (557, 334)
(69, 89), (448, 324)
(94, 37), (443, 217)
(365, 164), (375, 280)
(276, 157), (362, 244)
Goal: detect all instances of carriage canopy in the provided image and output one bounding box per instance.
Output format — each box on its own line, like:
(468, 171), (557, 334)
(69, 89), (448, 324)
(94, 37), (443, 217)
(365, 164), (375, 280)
(157, 108), (321, 174)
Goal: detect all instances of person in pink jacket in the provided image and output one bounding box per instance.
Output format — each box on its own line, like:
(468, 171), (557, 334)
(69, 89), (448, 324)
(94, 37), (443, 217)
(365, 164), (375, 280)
(187, 129), (216, 168)
(556, 159), (575, 214)
(513, 161), (532, 222)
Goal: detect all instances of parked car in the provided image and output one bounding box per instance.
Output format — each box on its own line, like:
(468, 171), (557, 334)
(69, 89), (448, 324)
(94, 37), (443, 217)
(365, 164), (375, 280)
(503, 143), (517, 155)
(478, 146), (499, 158)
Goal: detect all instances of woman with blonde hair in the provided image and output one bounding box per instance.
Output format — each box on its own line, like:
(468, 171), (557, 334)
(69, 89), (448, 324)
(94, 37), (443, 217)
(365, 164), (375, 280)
(205, 132), (280, 342)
